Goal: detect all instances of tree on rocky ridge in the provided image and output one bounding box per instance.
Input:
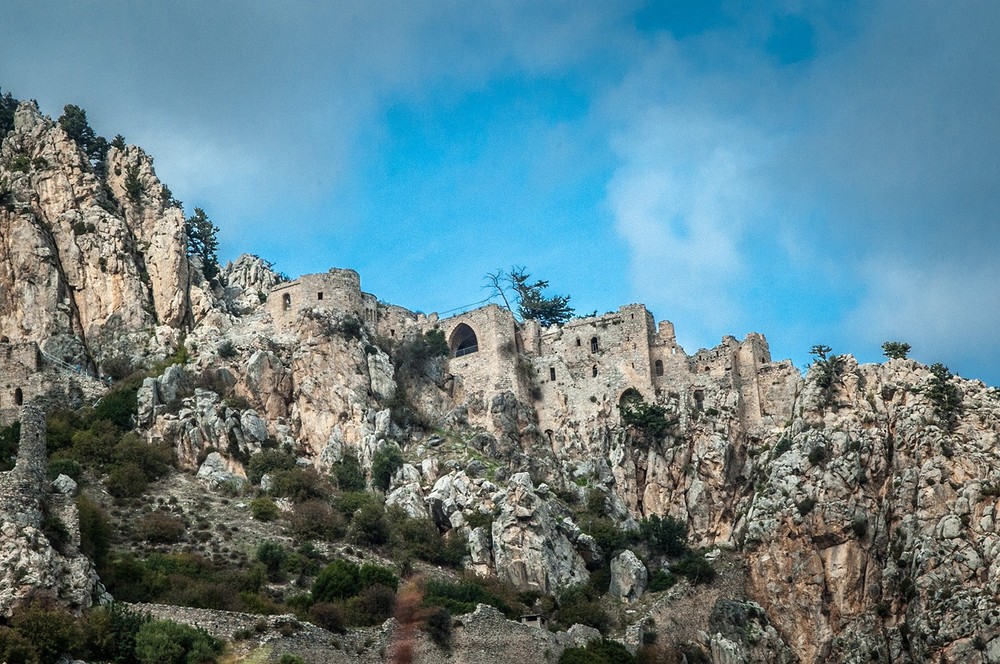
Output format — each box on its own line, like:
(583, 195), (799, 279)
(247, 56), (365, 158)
(0, 88), (18, 138)
(185, 207), (220, 281)
(486, 266), (574, 327)
(882, 341), (911, 360)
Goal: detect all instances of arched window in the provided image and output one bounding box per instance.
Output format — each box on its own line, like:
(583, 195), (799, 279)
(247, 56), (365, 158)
(590, 337), (599, 353)
(13, 387), (23, 406)
(654, 360), (664, 376)
(282, 293), (291, 311)
(693, 389), (705, 410)
(619, 388), (642, 408)
(592, 365), (598, 377)
(450, 323), (479, 357)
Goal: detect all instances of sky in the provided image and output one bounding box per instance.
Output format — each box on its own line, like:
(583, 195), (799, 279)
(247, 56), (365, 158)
(2, 1), (999, 384)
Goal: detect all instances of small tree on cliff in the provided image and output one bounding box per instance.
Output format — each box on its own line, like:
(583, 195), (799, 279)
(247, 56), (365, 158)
(882, 341), (911, 360)
(486, 267), (574, 327)
(185, 208), (220, 281)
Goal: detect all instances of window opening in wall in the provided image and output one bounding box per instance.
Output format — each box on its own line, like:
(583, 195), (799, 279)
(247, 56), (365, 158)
(282, 293), (291, 311)
(450, 323), (479, 358)
(655, 360), (664, 376)
(390, 329), (396, 337)
(590, 337), (599, 353)
(317, 292), (323, 301)
(14, 387), (23, 406)
(671, 347), (676, 355)
(549, 367), (556, 381)
(704, 366), (710, 372)
(576, 338), (581, 347)
(694, 389), (704, 410)
(592, 365), (598, 377)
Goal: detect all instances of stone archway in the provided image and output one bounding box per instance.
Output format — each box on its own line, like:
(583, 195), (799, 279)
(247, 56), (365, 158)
(449, 323), (479, 358)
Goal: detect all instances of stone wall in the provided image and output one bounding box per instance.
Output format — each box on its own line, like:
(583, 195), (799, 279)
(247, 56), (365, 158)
(0, 340), (39, 424)
(267, 268), (377, 328)
(0, 404), (46, 527)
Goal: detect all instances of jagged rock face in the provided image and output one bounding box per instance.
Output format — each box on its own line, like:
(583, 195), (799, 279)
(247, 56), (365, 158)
(738, 358), (1000, 663)
(491, 473), (590, 593)
(609, 549), (648, 602)
(0, 102), (191, 363)
(221, 254), (284, 314)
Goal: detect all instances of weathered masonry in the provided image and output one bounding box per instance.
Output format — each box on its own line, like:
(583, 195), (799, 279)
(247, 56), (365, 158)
(266, 267), (788, 432)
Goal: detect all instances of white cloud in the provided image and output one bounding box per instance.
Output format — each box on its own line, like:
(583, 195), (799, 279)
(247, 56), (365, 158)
(607, 106), (769, 339)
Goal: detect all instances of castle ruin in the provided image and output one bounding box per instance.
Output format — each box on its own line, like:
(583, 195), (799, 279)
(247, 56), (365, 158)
(265, 267), (790, 433)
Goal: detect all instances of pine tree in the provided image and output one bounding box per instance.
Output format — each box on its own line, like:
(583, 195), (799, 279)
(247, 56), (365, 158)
(185, 208), (220, 281)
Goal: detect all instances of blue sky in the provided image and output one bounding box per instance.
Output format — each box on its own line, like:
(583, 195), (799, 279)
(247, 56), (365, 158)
(3, 1), (999, 384)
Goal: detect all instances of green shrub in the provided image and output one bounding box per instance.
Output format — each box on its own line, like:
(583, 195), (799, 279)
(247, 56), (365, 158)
(134, 619), (222, 664)
(0, 625), (39, 664)
(424, 578), (514, 617)
(425, 607), (452, 651)
(286, 499), (346, 541)
(350, 502), (389, 546)
(80, 602), (151, 664)
(580, 516), (628, 557)
(250, 496), (279, 522)
(106, 463), (149, 498)
(136, 512), (186, 544)
(647, 570), (677, 592)
(796, 497), (817, 516)
(93, 386), (140, 431)
(114, 434), (174, 481)
(672, 553), (716, 585)
(9, 597), (84, 663)
(371, 444), (404, 492)
(216, 340), (236, 359)
(124, 163), (145, 204)
(332, 453), (366, 491)
(48, 457), (82, 481)
(308, 602), (345, 633)
(638, 515), (688, 557)
(619, 391), (673, 437)
(808, 446), (828, 465)
(851, 515), (869, 539)
(334, 490), (383, 520)
(359, 563), (399, 590)
(256, 541), (287, 581)
(558, 585), (610, 634)
(78, 494), (112, 567)
(560, 639), (637, 664)
(386, 507), (466, 566)
(269, 467), (331, 502)
(246, 450), (297, 484)
(312, 559), (361, 602)
(278, 656), (307, 664)
(345, 584), (397, 626)
(0, 421), (19, 472)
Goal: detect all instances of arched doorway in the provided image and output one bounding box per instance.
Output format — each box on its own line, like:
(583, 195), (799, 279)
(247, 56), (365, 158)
(14, 387), (23, 406)
(450, 323), (479, 357)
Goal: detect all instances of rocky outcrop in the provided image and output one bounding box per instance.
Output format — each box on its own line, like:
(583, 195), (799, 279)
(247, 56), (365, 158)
(0, 102), (195, 366)
(609, 549), (647, 602)
(491, 473), (590, 592)
(221, 254), (285, 314)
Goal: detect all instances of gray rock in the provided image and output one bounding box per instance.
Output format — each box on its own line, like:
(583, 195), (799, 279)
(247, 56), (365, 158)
(609, 550), (647, 602)
(51, 474), (77, 495)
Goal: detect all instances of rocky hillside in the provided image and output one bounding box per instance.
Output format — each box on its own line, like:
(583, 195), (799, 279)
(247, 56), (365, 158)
(2, 99), (1000, 664)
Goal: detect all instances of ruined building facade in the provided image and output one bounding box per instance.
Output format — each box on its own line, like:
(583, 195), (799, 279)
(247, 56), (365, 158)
(265, 267), (788, 434)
